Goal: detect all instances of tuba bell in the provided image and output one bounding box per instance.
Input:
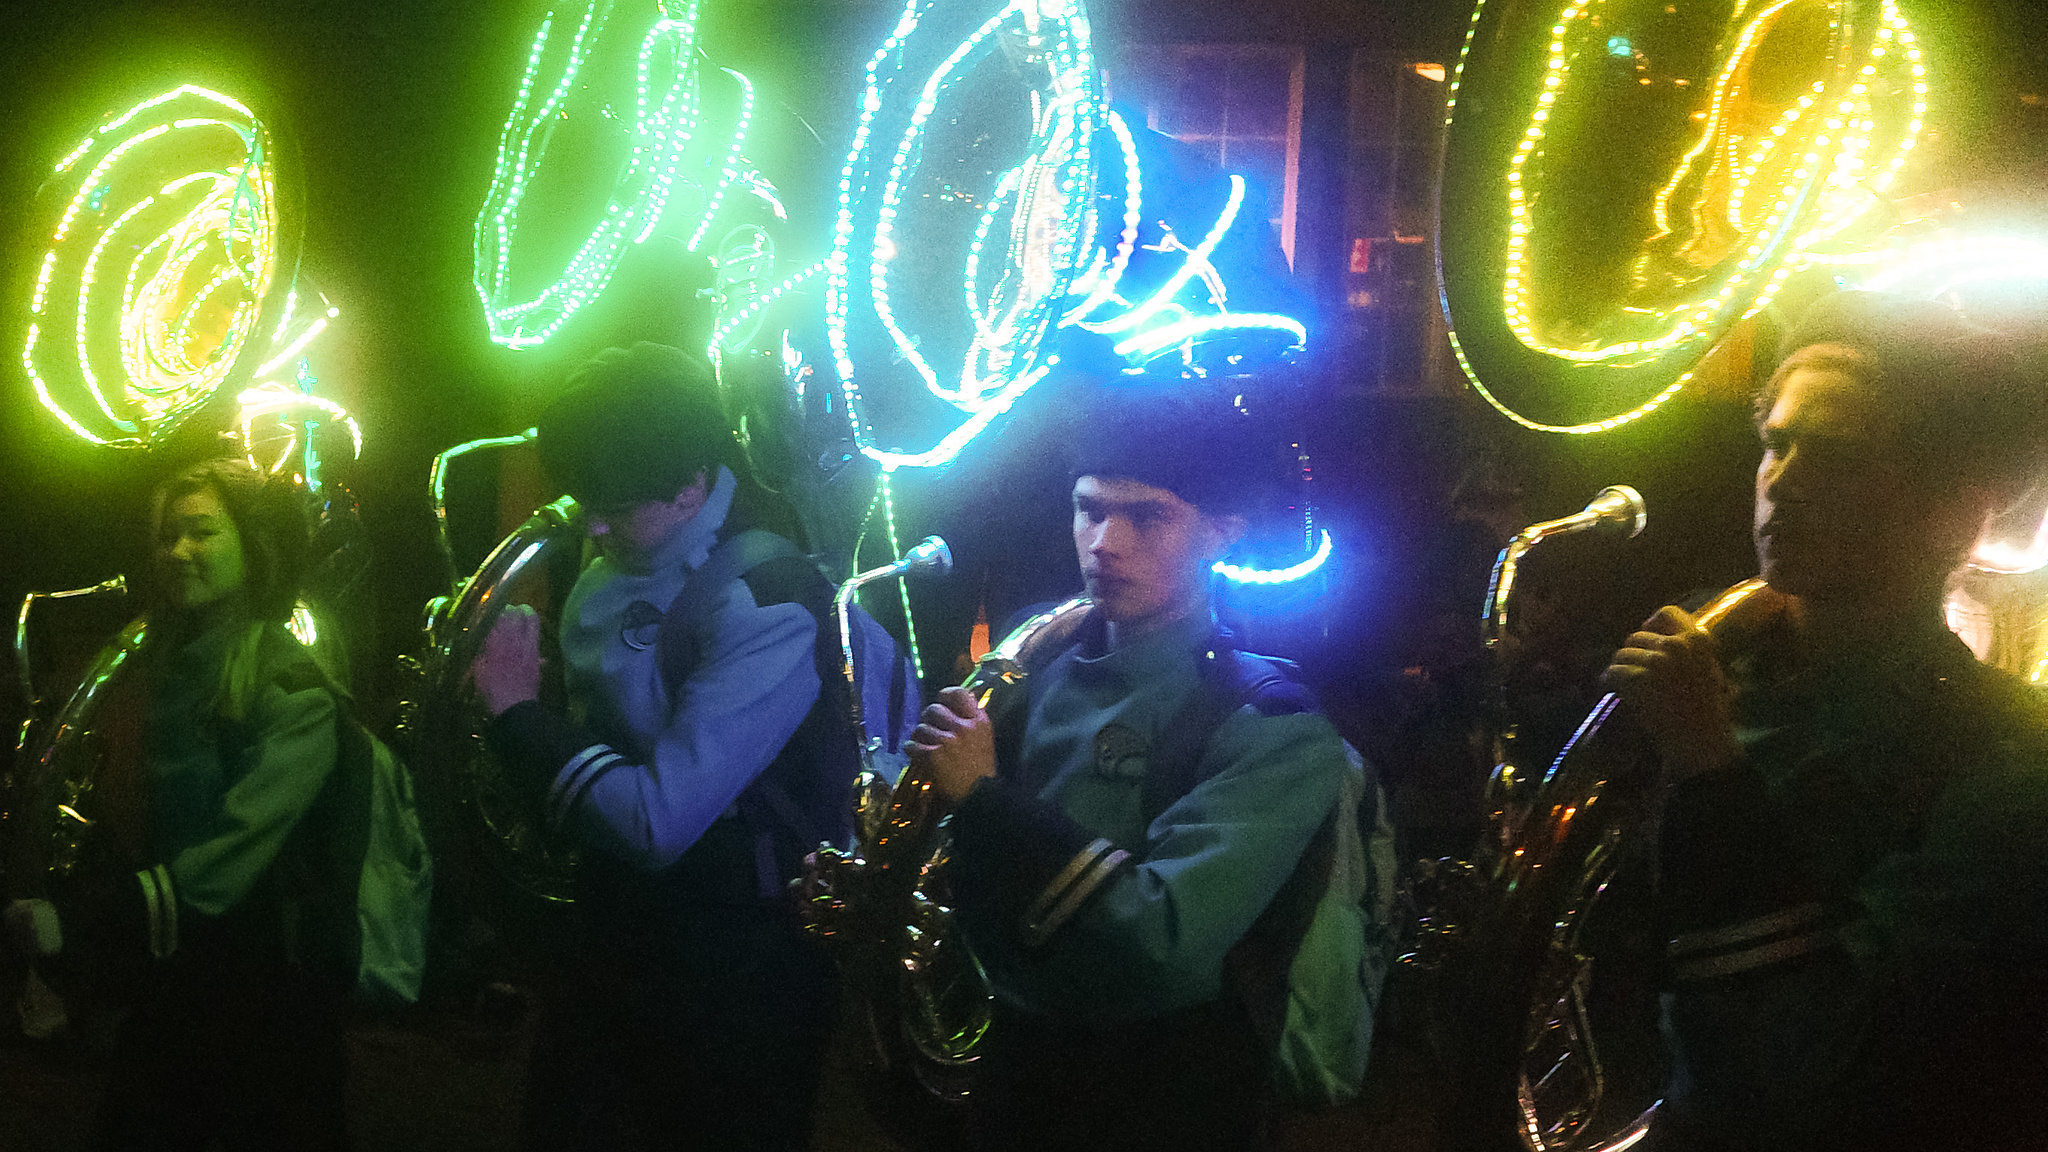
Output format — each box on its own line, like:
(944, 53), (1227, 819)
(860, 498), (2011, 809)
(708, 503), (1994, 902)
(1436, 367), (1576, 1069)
(808, 593), (1093, 1101)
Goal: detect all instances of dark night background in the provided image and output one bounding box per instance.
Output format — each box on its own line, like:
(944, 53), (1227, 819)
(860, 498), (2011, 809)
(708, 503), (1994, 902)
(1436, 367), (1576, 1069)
(0, 0), (2045, 1148)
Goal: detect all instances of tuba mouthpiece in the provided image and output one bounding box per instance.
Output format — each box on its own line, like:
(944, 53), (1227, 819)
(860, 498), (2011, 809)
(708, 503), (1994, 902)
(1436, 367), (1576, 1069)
(1516, 484), (1649, 545)
(900, 535), (953, 579)
(1583, 485), (1648, 540)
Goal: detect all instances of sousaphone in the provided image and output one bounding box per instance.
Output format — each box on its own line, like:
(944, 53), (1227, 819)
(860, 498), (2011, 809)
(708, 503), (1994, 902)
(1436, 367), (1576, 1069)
(1425, 2), (1931, 1147)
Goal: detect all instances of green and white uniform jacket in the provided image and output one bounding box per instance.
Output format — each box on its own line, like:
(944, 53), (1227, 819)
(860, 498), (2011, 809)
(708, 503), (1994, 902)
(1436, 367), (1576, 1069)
(950, 610), (1350, 1022)
(1657, 615), (2048, 1148)
(62, 615), (358, 984)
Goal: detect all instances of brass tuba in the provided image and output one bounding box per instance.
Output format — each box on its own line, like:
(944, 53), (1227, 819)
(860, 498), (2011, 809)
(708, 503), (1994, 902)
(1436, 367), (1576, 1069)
(1489, 577), (1771, 1152)
(1410, 486), (1680, 1152)
(809, 594), (1093, 1099)
(7, 579), (143, 908)
(1411, 484), (1786, 1151)
(403, 494), (585, 904)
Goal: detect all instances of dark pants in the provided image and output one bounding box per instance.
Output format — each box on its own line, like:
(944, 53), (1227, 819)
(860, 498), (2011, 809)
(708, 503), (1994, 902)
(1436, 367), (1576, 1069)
(93, 964), (349, 1152)
(969, 997), (1272, 1152)
(521, 899), (838, 1152)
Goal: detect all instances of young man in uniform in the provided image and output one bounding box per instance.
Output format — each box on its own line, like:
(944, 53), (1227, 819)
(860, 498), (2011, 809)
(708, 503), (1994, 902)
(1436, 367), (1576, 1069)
(908, 393), (1385, 1151)
(1604, 294), (2048, 1150)
(472, 343), (840, 1152)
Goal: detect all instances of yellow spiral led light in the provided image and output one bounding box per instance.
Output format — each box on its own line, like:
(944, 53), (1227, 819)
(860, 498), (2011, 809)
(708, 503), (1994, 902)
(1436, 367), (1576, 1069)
(23, 86), (323, 447)
(1439, 0), (1927, 434)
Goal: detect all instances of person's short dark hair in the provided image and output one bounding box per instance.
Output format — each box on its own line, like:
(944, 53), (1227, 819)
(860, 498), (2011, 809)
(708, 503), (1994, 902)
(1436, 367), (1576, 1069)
(1762, 292), (2048, 506)
(153, 458), (308, 624)
(536, 343), (737, 508)
(1067, 386), (1287, 515)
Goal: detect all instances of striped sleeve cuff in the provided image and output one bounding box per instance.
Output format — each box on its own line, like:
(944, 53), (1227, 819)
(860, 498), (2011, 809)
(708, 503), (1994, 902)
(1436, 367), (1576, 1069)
(135, 864), (179, 960)
(487, 700), (626, 834)
(547, 744), (627, 832)
(950, 777), (1126, 949)
(1021, 838), (1132, 947)
(1668, 902), (1839, 983)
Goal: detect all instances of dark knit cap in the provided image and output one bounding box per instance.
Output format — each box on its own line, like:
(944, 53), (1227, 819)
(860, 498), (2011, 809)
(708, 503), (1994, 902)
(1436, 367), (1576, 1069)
(1067, 387), (1285, 514)
(536, 343), (737, 508)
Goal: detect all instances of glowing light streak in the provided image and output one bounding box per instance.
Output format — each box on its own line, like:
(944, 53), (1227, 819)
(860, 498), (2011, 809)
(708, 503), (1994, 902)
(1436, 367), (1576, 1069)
(1077, 175), (1246, 338)
(232, 381), (362, 482)
(828, 0), (1100, 469)
(686, 68), (757, 252)
(708, 260), (824, 355)
(1059, 109), (1143, 325)
(475, 1), (777, 350)
(1451, 326), (1696, 434)
(877, 472), (924, 680)
(860, 360), (1057, 472)
(1213, 529), (1333, 585)
(1112, 312), (1306, 361)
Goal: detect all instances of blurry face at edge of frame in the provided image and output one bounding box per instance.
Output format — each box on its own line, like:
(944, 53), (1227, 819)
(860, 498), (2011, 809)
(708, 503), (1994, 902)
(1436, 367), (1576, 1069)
(1072, 475), (1238, 631)
(156, 485), (247, 610)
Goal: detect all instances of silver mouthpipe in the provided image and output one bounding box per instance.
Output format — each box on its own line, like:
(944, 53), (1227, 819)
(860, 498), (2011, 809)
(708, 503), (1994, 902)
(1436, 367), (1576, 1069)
(835, 536), (953, 752)
(844, 535), (953, 591)
(1486, 486), (1648, 648)
(1517, 485), (1647, 544)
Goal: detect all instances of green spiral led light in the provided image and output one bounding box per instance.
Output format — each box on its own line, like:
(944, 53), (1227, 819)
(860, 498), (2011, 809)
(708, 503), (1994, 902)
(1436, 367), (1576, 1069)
(22, 85), (338, 448)
(474, 0), (779, 350)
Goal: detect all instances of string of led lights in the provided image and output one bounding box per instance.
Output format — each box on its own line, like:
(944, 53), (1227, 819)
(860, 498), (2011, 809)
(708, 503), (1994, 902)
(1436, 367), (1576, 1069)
(1444, 0), (1926, 434)
(1213, 529), (1332, 585)
(235, 380), (363, 479)
(828, 0), (1310, 474)
(474, 0), (780, 350)
(827, 0), (1100, 460)
(821, 0), (1325, 597)
(708, 260), (824, 356)
(875, 472), (924, 678)
(23, 85), (349, 460)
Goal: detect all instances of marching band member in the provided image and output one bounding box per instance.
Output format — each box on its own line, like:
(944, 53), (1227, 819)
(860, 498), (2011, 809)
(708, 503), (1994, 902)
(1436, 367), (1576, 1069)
(1605, 294), (2048, 1150)
(6, 459), (356, 1150)
(909, 392), (1390, 1152)
(471, 343), (843, 1152)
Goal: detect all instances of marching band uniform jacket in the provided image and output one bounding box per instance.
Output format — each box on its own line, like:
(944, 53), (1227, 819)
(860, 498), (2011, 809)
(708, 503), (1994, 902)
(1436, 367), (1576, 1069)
(951, 608), (1347, 1014)
(948, 608), (1350, 1151)
(57, 612), (357, 1151)
(56, 614), (357, 986)
(483, 465), (839, 1152)
(486, 466), (826, 889)
(1655, 617), (2048, 1150)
